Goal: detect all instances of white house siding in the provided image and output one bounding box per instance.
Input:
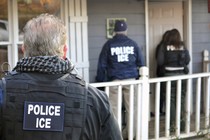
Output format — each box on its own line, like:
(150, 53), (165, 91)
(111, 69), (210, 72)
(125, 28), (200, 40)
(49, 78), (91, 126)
(87, 0), (146, 83)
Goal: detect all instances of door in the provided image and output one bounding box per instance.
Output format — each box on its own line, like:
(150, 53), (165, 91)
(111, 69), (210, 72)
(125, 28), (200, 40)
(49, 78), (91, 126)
(149, 1), (183, 78)
(148, 1), (183, 113)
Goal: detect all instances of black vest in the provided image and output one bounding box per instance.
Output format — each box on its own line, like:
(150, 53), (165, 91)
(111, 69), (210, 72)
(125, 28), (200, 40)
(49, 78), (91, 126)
(1, 72), (87, 140)
(165, 49), (187, 67)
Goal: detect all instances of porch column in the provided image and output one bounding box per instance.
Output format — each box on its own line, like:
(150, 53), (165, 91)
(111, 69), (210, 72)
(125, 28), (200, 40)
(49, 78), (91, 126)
(136, 66), (149, 140)
(68, 0), (89, 82)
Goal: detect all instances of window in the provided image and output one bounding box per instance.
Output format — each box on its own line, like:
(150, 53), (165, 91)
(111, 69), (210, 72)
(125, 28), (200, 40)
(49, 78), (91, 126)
(0, 0), (8, 77)
(18, 0), (61, 42)
(17, 0), (61, 59)
(0, 0), (62, 77)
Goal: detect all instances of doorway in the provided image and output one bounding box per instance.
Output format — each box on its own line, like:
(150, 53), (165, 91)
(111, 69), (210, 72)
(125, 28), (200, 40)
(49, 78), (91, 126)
(149, 1), (183, 78)
(148, 1), (189, 113)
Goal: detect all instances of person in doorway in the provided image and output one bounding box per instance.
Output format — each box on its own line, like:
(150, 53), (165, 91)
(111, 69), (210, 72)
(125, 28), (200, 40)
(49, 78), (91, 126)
(155, 30), (171, 116)
(96, 20), (145, 139)
(156, 28), (190, 131)
(0, 13), (122, 140)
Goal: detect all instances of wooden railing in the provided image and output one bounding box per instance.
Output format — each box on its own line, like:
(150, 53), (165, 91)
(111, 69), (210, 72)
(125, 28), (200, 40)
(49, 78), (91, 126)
(90, 67), (210, 140)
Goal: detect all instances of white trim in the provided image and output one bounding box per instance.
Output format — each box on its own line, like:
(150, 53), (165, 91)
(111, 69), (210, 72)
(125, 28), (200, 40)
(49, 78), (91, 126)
(69, 16), (88, 22)
(187, 0), (192, 74)
(12, 0), (19, 68)
(6, 0), (19, 68)
(184, 0), (193, 114)
(0, 42), (11, 45)
(76, 22), (82, 62)
(62, 0), (70, 59)
(165, 67), (184, 71)
(68, 0), (89, 82)
(7, 0), (13, 68)
(145, 0), (149, 67)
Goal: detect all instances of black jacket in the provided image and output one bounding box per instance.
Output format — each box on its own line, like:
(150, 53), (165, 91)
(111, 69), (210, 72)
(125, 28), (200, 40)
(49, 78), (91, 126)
(156, 44), (190, 76)
(96, 34), (144, 82)
(0, 72), (122, 140)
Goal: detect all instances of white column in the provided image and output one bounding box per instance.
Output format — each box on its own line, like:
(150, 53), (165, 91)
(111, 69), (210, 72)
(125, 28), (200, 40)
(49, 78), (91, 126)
(136, 66), (149, 140)
(68, 0), (89, 82)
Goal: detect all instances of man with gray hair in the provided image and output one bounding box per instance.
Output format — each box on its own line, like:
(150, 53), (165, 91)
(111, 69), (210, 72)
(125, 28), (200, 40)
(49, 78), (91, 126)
(0, 14), (122, 140)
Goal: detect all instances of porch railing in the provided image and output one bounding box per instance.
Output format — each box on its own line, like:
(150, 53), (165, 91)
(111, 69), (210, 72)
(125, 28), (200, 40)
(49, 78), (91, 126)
(90, 67), (210, 140)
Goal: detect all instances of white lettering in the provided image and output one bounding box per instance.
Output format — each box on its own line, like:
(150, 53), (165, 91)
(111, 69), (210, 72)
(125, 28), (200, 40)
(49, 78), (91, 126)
(27, 104), (61, 116)
(111, 46), (134, 56)
(130, 47), (134, 54)
(49, 106), (54, 116)
(28, 104), (33, 114)
(118, 54), (129, 62)
(36, 118), (51, 128)
(39, 118), (45, 128)
(111, 48), (115, 55)
(54, 106), (61, 116)
(45, 118), (51, 128)
(110, 46), (134, 62)
(45, 106), (49, 115)
(40, 105), (46, 115)
(116, 47), (120, 55)
(36, 118), (39, 128)
(34, 105), (40, 115)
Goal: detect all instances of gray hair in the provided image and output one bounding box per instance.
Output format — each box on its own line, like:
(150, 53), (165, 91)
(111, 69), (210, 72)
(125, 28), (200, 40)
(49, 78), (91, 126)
(23, 13), (67, 57)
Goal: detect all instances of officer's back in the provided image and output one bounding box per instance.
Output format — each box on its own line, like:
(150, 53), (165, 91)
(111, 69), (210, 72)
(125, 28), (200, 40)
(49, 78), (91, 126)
(0, 13), (122, 140)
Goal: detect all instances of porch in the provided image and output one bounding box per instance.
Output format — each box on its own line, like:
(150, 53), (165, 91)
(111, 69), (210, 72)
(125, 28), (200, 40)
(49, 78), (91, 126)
(90, 65), (210, 140)
(149, 113), (208, 139)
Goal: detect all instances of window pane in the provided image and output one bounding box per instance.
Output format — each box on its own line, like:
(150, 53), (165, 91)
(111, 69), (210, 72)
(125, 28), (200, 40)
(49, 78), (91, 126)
(0, 0), (8, 41)
(18, 0), (61, 41)
(0, 46), (8, 78)
(0, 0), (8, 78)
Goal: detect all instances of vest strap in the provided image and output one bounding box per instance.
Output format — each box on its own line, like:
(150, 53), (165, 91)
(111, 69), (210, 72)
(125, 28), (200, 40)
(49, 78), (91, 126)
(79, 82), (88, 140)
(0, 78), (6, 139)
(0, 78), (6, 112)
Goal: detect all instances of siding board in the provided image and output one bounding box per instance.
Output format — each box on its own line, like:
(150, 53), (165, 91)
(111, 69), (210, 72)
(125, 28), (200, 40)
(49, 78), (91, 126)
(192, 23), (210, 33)
(192, 0), (210, 74)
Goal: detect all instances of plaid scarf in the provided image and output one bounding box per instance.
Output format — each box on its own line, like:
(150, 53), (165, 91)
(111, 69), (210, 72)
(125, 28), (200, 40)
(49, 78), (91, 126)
(13, 56), (74, 74)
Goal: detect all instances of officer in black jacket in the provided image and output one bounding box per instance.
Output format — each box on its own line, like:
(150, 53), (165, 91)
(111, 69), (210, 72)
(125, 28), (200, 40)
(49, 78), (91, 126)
(96, 20), (144, 139)
(156, 28), (190, 131)
(0, 13), (122, 140)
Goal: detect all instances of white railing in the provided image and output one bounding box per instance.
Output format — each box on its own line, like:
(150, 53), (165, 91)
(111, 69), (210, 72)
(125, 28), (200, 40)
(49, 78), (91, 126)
(203, 50), (210, 115)
(90, 67), (210, 140)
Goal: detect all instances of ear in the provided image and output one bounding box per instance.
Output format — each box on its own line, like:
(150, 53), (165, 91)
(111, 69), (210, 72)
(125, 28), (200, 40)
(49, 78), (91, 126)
(63, 45), (68, 59)
(21, 45), (25, 53)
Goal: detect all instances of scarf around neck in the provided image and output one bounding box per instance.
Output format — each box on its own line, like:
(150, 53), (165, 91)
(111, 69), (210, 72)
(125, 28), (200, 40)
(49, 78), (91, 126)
(13, 56), (74, 74)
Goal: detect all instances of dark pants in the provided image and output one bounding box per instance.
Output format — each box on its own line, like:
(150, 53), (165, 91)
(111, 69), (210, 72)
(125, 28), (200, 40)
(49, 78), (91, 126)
(164, 73), (186, 131)
(170, 81), (186, 131)
(160, 82), (166, 113)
